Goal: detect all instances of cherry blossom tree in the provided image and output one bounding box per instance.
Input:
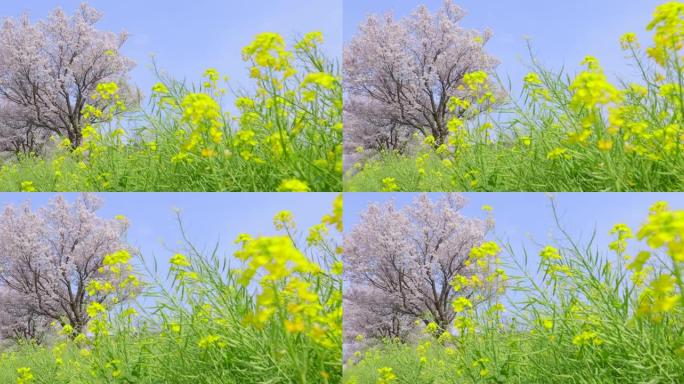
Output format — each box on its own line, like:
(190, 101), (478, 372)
(0, 3), (137, 151)
(344, 193), (494, 341)
(344, 0), (501, 151)
(0, 194), (136, 339)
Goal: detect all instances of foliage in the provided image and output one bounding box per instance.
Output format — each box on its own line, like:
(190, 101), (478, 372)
(346, 1), (684, 192)
(343, 0), (500, 158)
(0, 195), (343, 383)
(344, 194), (496, 339)
(0, 194), (135, 339)
(344, 200), (684, 383)
(0, 4), (136, 152)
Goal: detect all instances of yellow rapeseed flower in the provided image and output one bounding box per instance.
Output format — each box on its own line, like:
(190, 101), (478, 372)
(524, 72), (543, 86)
(20, 181), (37, 192)
(95, 82), (119, 100)
(170, 253), (191, 267)
(16, 367), (34, 384)
(540, 246), (561, 260)
(569, 57), (622, 111)
(546, 148), (571, 160)
(198, 334), (223, 349)
(376, 367), (397, 384)
(277, 179), (310, 192)
(86, 302), (106, 318)
(597, 139), (614, 151)
(241, 32), (291, 71)
(103, 250), (132, 266)
(181, 93), (221, 126)
(572, 330), (603, 347)
(301, 72), (338, 89)
(620, 32), (639, 50)
(452, 296), (473, 312)
(151, 82), (169, 94)
(294, 31), (324, 51)
(646, 2), (684, 65)
(381, 177), (399, 192)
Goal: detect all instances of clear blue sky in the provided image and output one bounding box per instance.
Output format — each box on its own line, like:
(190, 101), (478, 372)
(345, 193), (684, 295)
(0, 0), (342, 101)
(344, 0), (662, 91)
(0, 192), (337, 284)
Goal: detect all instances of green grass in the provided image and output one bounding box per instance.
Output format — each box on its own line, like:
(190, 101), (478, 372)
(0, 32), (342, 192)
(0, 197), (343, 384)
(345, 131), (684, 192)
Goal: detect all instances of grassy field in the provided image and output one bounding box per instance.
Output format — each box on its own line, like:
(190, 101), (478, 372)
(344, 200), (684, 383)
(346, 2), (684, 192)
(0, 195), (343, 384)
(0, 32), (342, 192)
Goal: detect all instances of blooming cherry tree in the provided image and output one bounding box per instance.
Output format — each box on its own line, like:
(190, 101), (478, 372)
(0, 4), (136, 151)
(344, 0), (501, 151)
(344, 193), (493, 341)
(0, 194), (136, 339)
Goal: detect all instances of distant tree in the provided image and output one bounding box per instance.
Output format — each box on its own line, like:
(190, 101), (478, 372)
(344, 288), (412, 341)
(344, 0), (501, 151)
(0, 3), (136, 151)
(0, 101), (53, 155)
(343, 97), (411, 159)
(0, 286), (46, 341)
(0, 194), (136, 339)
(344, 193), (494, 340)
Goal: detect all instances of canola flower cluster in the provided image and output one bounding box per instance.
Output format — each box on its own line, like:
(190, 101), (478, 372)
(15, 368), (33, 384)
(449, 240), (507, 335)
(646, 1), (684, 65)
(178, 92), (224, 156)
(85, 247), (140, 342)
(235, 195), (343, 352)
(627, 201), (684, 321)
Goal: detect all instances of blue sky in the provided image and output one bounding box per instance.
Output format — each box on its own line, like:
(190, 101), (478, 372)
(345, 193), (684, 292)
(344, 0), (662, 90)
(0, 192), (337, 282)
(0, 0), (342, 101)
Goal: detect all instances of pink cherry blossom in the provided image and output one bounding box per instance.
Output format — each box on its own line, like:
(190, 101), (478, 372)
(0, 193), (135, 339)
(344, 0), (501, 153)
(0, 3), (136, 151)
(344, 193), (494, 344)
